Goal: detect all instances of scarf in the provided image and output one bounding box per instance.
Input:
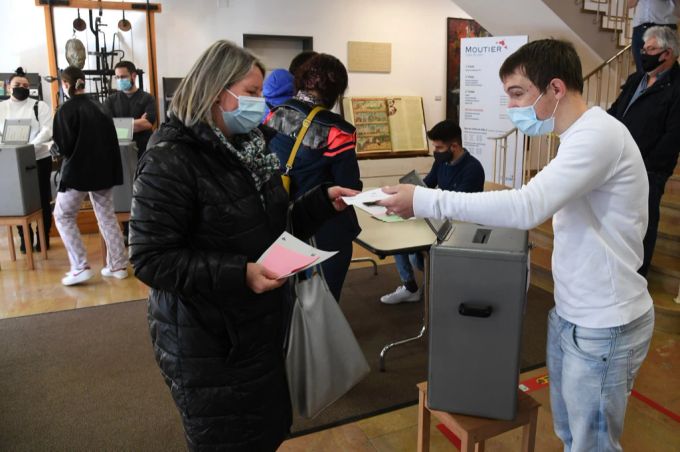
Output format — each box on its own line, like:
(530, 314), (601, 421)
(212, 126), (280, 191)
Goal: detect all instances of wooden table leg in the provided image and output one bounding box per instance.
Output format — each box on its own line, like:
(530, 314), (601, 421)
(417, 388), (430, 452)
(521, 406), (539, 452)
(461, 431), (475, 452)
(7, 226), (16, 262)
(22, 220), (34, 270)
(36, 216), (47, 260)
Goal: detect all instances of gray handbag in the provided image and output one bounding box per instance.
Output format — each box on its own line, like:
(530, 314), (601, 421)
(285, 264), (370, 419)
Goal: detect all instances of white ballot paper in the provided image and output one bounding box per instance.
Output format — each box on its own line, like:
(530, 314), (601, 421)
(341, 188), (393, 216)
(257, 231), (338, 279)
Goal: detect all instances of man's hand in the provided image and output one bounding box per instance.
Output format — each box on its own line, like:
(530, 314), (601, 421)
(133, 113), (153, 133)
(327, 186), (361, 211)
(246, 262), (285, 294)
(377, 184), (416, 218)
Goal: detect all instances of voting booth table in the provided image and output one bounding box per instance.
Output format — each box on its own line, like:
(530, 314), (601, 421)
(0, 144), (48, 269)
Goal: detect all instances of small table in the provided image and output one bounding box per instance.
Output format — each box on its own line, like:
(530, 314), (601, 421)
(1, 209), (48, 270)
(417, 382), (540, 452)
(354, 208), (436, 371)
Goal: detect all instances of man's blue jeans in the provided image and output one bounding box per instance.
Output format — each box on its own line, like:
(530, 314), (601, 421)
(547, 307), (654, 452)
(394, 252), (424, 283)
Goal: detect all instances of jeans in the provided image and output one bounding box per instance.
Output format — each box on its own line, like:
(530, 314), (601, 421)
(394, 252), (424, 284)
(547, 307), (654, 452)
(639, 171), (668, 277)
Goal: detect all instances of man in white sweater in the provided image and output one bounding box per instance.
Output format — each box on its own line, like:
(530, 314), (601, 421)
(379, 39), (654, 452)
(0, 68), (54, 252)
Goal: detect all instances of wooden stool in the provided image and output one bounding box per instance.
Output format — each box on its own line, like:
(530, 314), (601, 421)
(0, 209), (48, 270)
(417, 382), (540, 452)
(100, 212), (130, 266)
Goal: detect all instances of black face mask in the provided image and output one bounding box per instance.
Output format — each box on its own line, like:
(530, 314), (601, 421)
(433, 148), (453, 164)
(12, 86), (30, 101)
(641, 51), (665, 73)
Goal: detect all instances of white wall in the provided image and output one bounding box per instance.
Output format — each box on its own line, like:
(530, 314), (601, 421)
(153, 0), (470, 130)
(2, 0), (605, 130)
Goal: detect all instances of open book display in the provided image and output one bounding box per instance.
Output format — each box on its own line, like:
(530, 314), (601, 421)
(257, 232), (337, 279)
(341, 96), (428, 157)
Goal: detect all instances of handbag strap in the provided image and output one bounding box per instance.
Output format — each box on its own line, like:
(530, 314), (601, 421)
(293, 235), (327, 284)
(283, 105), (325, 176)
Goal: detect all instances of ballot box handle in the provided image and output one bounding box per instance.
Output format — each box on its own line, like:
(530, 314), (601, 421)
(458, 303), (493, 318)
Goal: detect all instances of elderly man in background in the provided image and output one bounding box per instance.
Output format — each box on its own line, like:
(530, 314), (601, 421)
(608, 25), (680, 276)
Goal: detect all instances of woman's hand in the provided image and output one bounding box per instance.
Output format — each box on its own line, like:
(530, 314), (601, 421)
(377, 184), (416, 218)
(246, 263), (286, 294)
(327, 186), (361, 211)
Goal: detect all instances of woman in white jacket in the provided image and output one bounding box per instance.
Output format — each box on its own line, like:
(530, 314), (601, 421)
(0, 67), (54, 252)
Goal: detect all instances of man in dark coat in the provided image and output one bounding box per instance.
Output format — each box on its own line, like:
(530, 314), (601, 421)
(608, 25), (680, 276)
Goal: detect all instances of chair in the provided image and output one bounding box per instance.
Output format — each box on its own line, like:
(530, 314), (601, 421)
(0, 209), (48, 270)
(417, 382), (540, 452)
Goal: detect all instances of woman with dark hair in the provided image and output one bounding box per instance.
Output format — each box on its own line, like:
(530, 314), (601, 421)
(52, 66), (127, 285)
(266, 53), (362, 302)
(0, 67), (53, 252)
(128, 41), (357, 450)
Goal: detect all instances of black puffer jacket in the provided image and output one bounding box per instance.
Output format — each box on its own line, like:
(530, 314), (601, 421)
(129, 117), (337, 451)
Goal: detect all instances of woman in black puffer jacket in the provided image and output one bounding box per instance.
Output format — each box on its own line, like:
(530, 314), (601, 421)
(129, 40), (357, 451)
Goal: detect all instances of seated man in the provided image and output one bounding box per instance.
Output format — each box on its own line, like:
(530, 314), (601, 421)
(380, 120), (485, 304)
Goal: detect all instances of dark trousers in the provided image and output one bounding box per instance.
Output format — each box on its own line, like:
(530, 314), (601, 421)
(638, 171), (668, 277)
(632, 23), (678, 73)
(17, 156), (53, 249)
(314, 233), (354, 303)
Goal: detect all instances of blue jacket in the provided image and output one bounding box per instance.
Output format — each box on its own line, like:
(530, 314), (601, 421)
(267, 98), (363, 244)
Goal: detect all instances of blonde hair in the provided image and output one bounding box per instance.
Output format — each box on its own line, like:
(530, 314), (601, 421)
(170, 40), (265, 127)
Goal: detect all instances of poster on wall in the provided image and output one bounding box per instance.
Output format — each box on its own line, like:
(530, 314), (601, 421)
(460, 35), (528, 188)
(446, 18), (491, 124)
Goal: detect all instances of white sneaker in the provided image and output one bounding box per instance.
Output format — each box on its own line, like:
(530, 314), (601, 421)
(101, 267), (129, 280)
(62, 268), (94, 286)
(380, 285), (422, 304)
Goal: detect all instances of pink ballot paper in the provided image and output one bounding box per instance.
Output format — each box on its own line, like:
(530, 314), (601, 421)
(257, 232), (338, 279)
(260, 243), (318, 279)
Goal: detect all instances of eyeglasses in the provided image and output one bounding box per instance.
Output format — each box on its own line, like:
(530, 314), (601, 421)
(641, 46), (666, 55)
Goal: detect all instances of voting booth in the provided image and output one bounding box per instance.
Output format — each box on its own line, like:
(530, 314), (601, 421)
(0, 145), (41, 216)
(111, 118), (138, 213)
(427, 223), (529, 420)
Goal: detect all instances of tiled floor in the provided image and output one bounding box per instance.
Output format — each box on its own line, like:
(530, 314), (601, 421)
(1, 232), (678, 451)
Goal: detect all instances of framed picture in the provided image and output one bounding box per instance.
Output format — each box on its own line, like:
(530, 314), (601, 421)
(446, 18), (491, 123)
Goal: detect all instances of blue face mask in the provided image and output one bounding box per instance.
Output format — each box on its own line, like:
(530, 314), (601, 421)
(220, 89), (266, 134)
(506, 93), (559, 136)
(117, 78), (132, 92)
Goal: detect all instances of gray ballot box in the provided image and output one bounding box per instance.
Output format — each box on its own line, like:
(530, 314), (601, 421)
(427, 223), (528, 420)
(0, 145), (41, 216)
(112, 142), (138, 213)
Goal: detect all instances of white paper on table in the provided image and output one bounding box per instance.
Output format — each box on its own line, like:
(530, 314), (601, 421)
(341, 188), (392, 206)
(257, 231), (338, 279)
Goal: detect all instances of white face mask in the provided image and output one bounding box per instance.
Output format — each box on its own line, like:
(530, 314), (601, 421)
(220, 89), (266, 134)
(506, 92), (560, 136)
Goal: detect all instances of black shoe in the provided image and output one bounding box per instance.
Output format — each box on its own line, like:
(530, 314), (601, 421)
(19, 243), (26, 255)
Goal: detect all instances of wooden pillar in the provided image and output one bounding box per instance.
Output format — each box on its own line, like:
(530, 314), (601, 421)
(42, 4), (60, 112)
